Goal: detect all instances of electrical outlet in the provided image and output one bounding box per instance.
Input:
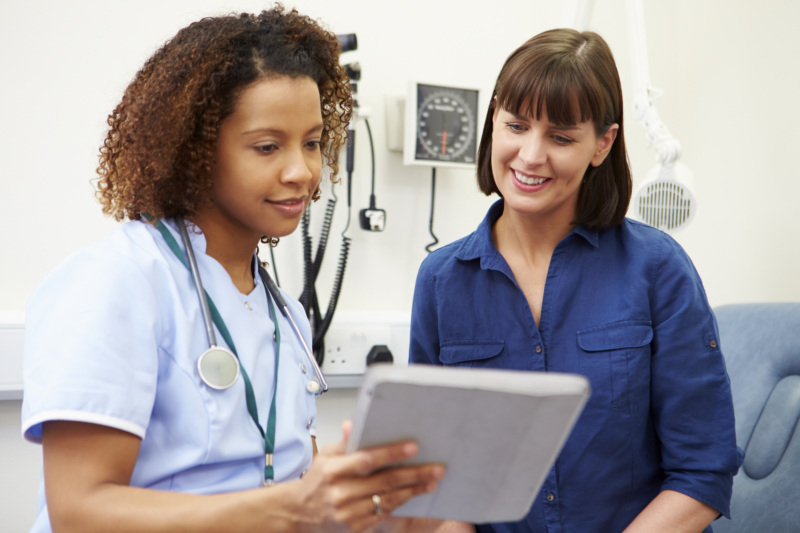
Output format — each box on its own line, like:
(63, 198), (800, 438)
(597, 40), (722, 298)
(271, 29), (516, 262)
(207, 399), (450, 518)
(0, 311), (25, 400)
(321, 323), (392, 375)
(320, 312), (410, 376)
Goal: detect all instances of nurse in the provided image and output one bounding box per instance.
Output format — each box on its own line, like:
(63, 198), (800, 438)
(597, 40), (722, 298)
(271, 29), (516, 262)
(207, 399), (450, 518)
(410, 29), (742, 532)
(21, 7), (443, 533)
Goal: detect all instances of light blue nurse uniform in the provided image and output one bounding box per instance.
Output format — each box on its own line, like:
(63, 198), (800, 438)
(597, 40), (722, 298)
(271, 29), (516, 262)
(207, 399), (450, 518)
(21, 219), (317, 533)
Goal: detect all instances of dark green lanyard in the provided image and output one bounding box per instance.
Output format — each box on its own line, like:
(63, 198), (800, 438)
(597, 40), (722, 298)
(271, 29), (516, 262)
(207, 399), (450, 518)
(153, 219), (280, 485)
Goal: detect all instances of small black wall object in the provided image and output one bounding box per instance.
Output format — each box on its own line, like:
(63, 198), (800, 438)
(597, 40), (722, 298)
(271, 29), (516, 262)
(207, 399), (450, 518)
(366, 345), (394, 366)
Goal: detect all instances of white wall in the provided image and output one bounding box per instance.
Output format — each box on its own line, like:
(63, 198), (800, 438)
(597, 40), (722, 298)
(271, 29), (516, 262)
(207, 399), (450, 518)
(2, 0), (799, 530)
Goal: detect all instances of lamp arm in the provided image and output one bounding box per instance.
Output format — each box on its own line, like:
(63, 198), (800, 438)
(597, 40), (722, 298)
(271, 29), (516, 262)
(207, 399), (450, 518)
(562, 0), (595, 31)
(627, 0), (682, 166)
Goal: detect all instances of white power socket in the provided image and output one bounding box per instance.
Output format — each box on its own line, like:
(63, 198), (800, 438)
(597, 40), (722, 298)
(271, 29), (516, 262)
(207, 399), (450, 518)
(0, 311), (25, 400)
(320, 311), (410, 376)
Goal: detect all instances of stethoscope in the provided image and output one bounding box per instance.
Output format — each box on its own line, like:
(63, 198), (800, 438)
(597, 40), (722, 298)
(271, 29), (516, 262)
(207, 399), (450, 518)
(152, 217), (327, 485)
(169, 218), (327, 394)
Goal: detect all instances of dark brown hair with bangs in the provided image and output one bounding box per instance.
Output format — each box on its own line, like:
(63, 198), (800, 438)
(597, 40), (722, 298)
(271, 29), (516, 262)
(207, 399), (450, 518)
(476, 28), (631, 229)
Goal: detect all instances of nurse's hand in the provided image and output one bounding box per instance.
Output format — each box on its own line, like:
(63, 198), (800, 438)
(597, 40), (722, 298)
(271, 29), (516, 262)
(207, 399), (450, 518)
(289, 421), (445, 533)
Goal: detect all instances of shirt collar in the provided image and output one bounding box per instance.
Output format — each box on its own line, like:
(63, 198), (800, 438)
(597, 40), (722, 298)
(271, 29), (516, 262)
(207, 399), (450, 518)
(160, 218), (261, 284)
(160, 217), (209, 254)
(571, 224), (599, 248)
(454, 199), (600, 265)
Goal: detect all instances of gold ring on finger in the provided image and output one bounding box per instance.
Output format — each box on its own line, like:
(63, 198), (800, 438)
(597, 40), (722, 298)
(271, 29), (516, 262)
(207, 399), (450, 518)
(371, 494), (383, 515)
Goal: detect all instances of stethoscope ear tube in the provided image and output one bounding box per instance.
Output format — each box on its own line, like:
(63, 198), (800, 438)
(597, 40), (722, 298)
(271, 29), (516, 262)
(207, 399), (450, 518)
(178, 220), (241, 390)
(167, 217), (326, 395)
(179, 221), (218, 349)
(259, 266), (328, 394)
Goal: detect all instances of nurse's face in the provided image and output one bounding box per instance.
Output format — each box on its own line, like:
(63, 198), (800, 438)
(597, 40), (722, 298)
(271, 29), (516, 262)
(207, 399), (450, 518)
(208, 75), (323, 242)
(491, 103), (617, 224)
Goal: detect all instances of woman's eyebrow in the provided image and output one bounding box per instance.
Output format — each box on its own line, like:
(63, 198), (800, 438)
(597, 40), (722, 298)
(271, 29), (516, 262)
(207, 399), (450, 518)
(509, 110), (581, 131)
(242, 123), (324, 137)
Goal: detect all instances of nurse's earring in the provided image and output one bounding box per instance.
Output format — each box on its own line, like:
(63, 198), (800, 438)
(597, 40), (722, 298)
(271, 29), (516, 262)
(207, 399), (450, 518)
(260, 235), (279, 247)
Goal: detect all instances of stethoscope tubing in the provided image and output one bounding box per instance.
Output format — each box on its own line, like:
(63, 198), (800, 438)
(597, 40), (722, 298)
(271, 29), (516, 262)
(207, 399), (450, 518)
(174, 217), (327, 395)
(179, 222), (219, 349)
(260, 270), (328, 393)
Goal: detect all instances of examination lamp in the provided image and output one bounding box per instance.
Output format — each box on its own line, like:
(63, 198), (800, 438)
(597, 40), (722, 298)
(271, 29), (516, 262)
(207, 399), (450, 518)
(626, 0), (696, 233)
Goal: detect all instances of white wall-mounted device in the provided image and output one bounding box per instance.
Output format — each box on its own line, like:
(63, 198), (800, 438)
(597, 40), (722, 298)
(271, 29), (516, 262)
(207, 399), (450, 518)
(0, 311), (25, 400)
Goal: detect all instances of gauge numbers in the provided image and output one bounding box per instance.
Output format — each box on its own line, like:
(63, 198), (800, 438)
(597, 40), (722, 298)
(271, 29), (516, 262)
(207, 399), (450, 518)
(408, 83), (479, 167)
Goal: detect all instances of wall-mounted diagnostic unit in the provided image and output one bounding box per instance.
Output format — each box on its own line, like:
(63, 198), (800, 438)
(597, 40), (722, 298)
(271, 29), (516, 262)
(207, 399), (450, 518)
(403, 83), (480, 168)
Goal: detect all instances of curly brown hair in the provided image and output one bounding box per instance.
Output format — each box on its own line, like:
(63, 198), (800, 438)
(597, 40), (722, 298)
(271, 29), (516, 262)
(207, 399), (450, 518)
(95, 5), (352, 221)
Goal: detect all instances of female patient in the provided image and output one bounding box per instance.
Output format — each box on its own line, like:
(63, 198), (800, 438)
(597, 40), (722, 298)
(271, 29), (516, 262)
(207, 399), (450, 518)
(410, 29), (742, 533)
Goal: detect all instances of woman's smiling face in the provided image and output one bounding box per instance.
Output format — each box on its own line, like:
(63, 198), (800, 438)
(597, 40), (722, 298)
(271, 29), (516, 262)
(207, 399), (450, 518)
(490, 103), (618, 224)
(204, 75), (324, 243)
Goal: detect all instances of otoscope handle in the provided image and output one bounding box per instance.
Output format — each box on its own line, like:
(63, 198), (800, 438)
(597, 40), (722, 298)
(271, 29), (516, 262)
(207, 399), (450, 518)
(346, 128), (356, 174)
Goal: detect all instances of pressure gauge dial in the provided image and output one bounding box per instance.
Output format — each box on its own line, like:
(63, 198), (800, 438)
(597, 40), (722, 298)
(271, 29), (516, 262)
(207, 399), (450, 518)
(404, 83), (480, 168)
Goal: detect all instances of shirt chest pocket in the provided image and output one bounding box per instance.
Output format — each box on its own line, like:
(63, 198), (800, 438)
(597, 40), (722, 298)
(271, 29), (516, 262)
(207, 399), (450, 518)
(576, 321), (653, 408)
(439, 340), (506, 368)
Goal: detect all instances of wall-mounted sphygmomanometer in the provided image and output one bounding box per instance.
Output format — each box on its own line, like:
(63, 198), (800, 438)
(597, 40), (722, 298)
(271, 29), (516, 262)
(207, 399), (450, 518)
(401, 83), (480, 253)
(403, 82), (480, 169)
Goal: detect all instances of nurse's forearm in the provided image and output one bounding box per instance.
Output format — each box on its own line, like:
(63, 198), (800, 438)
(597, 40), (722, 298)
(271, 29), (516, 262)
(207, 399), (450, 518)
(42, 421), (307, 532)
(622, 489), (719, 533)
(378, 518), (476, 533)
(42, 420), (442, 533)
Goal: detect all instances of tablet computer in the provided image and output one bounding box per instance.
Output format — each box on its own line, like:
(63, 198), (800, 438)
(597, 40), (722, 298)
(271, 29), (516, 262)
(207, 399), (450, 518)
(346, 364), (590, 523)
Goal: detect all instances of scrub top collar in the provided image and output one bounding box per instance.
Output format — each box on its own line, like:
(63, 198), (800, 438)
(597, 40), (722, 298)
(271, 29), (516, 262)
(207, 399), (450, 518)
(159, 217), (209, 253)
(157, 218), (263, 291)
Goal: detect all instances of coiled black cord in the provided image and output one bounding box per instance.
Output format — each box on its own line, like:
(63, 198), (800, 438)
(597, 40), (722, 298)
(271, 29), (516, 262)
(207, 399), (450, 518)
(311, 235), (350, 358)
(300, 211), (314, 311)
(314, 199), (336, 278)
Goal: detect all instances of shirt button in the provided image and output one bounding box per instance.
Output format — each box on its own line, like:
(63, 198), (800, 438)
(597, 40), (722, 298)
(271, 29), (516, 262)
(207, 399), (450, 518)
(546, 493), (555, 502)
(536, 345), (543, 354)
(306, 419), (313, 430)
(709, 340), (717, 348)
(301, 364), (307, 374)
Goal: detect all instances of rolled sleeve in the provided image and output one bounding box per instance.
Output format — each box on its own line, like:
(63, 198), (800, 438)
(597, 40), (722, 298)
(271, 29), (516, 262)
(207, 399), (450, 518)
(649, 237), (742, 518)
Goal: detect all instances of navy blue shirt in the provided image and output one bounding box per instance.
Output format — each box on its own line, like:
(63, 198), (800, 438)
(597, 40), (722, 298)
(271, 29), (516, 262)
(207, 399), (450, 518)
(409, 200), (742, 533)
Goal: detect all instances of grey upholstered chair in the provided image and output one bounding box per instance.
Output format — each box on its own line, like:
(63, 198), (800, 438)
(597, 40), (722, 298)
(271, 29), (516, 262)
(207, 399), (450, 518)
(712, 302), (800, 532)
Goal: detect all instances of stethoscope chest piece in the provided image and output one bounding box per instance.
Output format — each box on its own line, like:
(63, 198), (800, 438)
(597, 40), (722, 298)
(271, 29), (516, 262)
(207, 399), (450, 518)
(198, 346), (240, 390)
